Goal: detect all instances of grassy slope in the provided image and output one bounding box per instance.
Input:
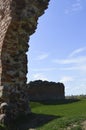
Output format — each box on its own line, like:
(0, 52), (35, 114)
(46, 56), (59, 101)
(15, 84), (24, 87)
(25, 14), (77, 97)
(30, 98), (86, 130)
(0, 98), (86, 130)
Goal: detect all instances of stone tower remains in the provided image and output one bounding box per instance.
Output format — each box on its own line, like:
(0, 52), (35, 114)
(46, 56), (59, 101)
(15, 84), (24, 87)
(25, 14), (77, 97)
(28, 80), (65, 101)
(0, 0), (50, 122)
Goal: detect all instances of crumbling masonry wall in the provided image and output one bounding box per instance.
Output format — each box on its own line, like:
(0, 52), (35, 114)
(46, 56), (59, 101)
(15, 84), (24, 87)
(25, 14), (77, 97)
(28, 81), (65, 101)
(0, 0), (50, 120)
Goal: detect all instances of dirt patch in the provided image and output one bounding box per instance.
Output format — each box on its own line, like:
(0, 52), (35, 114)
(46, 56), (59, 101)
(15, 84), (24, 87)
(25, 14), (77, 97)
(29, 129), (36, 130)
(63, 121), (86, 130)
(81, 120), (86, 130)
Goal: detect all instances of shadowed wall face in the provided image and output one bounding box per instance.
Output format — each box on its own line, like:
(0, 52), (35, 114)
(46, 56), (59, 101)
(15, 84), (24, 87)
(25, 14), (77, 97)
(0, 0), (49, 119)
(28, 81), (65, 101)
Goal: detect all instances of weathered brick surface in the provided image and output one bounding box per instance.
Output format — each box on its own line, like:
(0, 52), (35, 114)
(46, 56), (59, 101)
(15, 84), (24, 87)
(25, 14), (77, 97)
(28, 81), (65, 101)
(0, 0), (50, 121)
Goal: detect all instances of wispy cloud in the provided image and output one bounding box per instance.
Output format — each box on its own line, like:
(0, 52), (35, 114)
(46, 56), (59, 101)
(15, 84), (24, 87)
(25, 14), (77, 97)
(60, 76), (74, 83)
(69, 47), (86, 57)
(52, 47), (86, 72)
(53, 56), (86, 64)
(71, 1), (82, 11)
(35, 53), (49, 60)
(53, 47), (86, 64)
(32, 73), (48, 81)
(65, 0), (83, 14)
(30, 65), (86, 72)
(30, 67), (57, 72)
(60, 65), (86, 71)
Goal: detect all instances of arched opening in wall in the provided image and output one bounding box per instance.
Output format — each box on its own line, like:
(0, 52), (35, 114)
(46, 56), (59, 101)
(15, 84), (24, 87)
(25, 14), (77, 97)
(26, 0), (86, 96)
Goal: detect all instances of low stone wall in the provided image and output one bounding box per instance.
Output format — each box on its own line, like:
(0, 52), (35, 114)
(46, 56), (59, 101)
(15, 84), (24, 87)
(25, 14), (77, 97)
(28, 80), (65, 101)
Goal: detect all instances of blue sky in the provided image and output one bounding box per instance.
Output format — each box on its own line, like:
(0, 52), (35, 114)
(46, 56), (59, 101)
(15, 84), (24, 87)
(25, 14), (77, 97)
(27, 0), (86, 96)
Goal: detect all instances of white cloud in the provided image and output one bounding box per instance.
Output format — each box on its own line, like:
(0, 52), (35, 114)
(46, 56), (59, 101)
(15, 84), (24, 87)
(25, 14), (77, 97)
(30, 64), (86, 72)
(65, 0), (83, 14)
(52, 47), (86, 72)
(30, 67), (57, 72)
(69, 47), (86, 57)
(60, 65), (86, 71)
(32, 73), (48, 81)
(35, 53), (49, 60)
(60, 76), (74, 83)
(53, 56), (86, 64)
(71, 2), (82, 11)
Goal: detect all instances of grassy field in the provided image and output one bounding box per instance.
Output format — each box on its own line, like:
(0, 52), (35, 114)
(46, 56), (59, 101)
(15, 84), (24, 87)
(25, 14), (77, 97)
(29, 98), (86, 130)
(0, 98), (86, 130)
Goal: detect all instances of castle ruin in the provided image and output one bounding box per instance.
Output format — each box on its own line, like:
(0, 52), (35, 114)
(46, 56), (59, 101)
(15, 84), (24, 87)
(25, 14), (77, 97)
(0, 0), (50, 123)
(28, 80), (65, 101)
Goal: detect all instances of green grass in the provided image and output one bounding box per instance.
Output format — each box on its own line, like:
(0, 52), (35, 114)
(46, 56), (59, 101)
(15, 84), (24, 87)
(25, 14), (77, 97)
(30, 98), (86, 130)
(0, 98), (86, 130)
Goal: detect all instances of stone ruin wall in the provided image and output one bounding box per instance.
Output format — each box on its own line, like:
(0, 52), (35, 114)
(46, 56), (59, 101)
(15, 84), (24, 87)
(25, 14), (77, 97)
(0, 0), (50, 121)
(28, 81), (65, 101)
